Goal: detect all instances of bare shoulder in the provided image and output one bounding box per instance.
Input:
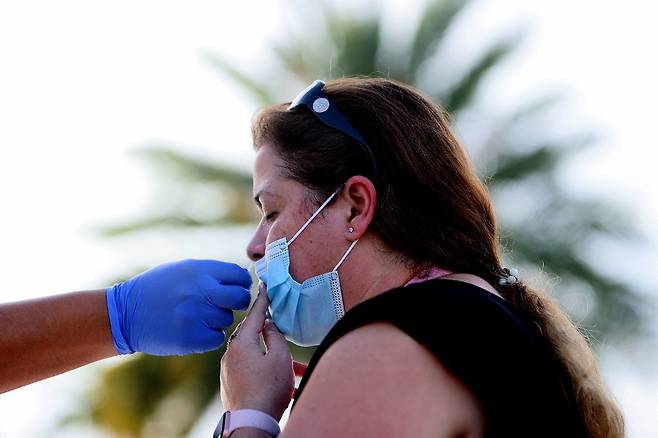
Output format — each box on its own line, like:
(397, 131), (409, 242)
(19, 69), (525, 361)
(283, 322), (484, 438)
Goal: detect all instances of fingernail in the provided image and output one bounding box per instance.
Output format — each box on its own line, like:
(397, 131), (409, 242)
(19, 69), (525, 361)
(265, 319), (277, 331)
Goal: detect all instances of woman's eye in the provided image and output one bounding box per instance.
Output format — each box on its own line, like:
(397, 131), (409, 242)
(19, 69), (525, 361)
(265, 212), (278, 222)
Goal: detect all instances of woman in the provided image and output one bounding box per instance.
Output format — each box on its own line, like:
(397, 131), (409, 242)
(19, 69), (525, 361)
(218, 78), (624, 437)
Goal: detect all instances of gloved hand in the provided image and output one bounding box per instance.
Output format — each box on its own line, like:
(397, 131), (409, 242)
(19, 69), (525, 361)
(106, 259), (252, 356)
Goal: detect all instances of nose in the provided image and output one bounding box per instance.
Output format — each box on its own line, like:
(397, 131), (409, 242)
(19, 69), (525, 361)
(246, 225), (267, 262)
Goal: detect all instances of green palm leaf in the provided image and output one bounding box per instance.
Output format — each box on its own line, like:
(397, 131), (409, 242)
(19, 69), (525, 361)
(408, 0), (471, 76)
(99, 146), (257, 236)
(202, 53), (277, 105)
(134, 146), (252, 187)
(441, 36), (518, 113)
(325, 15), (382, 77)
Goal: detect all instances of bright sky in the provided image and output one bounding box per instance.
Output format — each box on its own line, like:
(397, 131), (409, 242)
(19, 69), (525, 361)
(0, 1), (656, 436)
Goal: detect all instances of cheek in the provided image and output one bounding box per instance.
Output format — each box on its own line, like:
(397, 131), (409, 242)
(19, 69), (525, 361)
(287, 213), (345, 282)
(266, 220), (293, 245)
(267, 197), (317, 245)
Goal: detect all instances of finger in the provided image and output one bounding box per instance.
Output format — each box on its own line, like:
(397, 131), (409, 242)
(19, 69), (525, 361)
(293, 360), (308, 377)
(228, 319), (245, 340)
(202, 307), (235, 331)
(191, 328), (225, 353)
(238, 284), (270, 339)
(199, 260), (252, 287)
(226, 319), (244, 348)
(203, 284), (252, 311)
(261, 319), (288, 354)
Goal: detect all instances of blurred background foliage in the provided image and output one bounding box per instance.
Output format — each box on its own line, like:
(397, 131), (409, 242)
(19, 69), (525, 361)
(64, 0), (644, 435)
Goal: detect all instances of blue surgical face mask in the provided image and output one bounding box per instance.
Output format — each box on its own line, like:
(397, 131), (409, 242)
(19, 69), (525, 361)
(254, 189), (358, 346)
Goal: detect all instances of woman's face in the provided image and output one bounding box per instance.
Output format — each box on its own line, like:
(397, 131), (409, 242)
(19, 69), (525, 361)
(246, 144), (352, 282)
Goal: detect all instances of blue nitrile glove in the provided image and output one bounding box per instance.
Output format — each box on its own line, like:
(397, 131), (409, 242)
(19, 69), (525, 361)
(106, 259), (252, 356)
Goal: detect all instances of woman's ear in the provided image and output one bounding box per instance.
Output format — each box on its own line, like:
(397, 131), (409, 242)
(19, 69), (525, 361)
(341, 176), (377, 240)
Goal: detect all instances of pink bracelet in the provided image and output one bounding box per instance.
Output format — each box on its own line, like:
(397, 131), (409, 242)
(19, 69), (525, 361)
(213, 409), (280, 438)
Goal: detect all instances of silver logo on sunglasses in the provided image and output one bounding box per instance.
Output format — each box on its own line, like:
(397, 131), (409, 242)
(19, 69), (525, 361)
(312, 98), (330, 113)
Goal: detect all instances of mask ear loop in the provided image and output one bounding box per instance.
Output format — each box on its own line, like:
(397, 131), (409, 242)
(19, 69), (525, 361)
(288, 186), (343, 246)
(333, 239), (358, 272)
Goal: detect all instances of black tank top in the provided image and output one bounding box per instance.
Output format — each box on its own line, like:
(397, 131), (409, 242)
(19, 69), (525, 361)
(291, 279), (585, 437)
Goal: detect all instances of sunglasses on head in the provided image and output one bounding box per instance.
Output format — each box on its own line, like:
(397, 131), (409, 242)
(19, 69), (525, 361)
(288, 79), (379, 181)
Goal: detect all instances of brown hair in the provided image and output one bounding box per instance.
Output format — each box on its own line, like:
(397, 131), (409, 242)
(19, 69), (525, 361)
(251, 77), (624, 437)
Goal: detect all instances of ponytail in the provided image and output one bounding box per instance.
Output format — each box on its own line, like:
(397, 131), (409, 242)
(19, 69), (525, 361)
(497, 280), (625, 438)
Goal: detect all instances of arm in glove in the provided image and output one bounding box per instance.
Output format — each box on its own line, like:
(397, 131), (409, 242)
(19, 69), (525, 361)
(1, 259), (251, 393)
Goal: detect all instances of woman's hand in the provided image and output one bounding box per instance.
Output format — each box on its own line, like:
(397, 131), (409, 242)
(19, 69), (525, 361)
(220, 284), (294, 421)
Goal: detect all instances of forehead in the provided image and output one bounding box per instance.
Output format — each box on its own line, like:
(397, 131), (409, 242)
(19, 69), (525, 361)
(252, 144), (287, 196)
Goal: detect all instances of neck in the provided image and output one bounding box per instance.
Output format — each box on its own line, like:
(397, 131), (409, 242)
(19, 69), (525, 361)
(338, 236), (416, 312)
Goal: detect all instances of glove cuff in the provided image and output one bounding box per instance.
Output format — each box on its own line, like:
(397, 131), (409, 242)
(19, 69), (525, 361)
(106, 284), (134, 355)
